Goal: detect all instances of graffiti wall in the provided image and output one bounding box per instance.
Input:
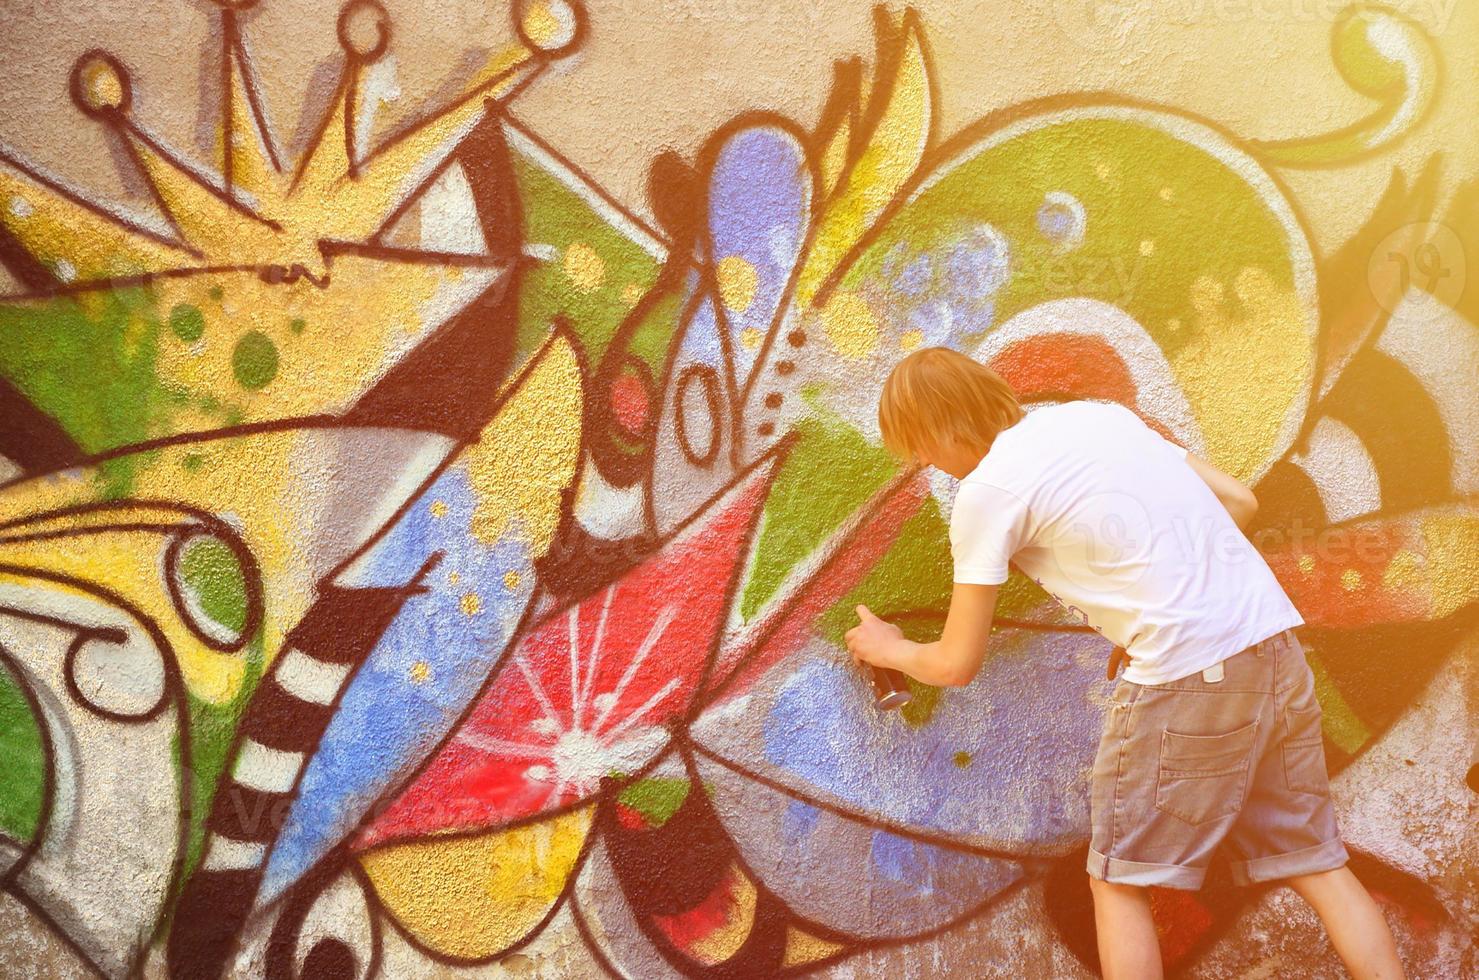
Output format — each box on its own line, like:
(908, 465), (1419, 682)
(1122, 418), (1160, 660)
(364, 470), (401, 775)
(0, 0), (1474, 976)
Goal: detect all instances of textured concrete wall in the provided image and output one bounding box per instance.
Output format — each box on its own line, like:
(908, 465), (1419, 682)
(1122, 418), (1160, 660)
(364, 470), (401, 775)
(0, 1), (1474, 977)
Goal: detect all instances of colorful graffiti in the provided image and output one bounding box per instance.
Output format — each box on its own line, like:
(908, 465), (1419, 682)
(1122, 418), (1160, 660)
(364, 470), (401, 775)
(0, 0), (1474, 976)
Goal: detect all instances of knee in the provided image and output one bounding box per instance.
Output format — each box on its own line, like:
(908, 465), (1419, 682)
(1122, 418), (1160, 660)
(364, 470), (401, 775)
(1283, 865), (1353, 901)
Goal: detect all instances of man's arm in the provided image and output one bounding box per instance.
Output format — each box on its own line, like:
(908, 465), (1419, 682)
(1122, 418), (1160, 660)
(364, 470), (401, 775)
(1185, 452), (1259, 530)
(846, 582), (999, 687)
(844, 479), (1018, 687)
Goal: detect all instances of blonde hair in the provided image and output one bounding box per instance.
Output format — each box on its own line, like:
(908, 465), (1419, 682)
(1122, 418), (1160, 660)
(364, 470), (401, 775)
(878, 346), (1024, 464)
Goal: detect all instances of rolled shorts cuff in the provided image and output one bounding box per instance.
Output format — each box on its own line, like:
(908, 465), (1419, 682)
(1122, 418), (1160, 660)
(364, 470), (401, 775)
(1227, 836), (1349, 886)
(1086, 846), (1206, 891)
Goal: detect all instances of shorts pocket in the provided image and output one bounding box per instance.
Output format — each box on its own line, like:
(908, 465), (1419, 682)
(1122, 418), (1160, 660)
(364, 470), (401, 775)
(1282, 702), (1329, 796)
(1155, 720), (1258, 825)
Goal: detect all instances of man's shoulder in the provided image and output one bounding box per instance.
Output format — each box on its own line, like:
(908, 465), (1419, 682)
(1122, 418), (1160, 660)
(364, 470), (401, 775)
(959, 465), (1036, 515)
(973, 401), (1146, 488)
(957, 474), (1027, 499)
(1029, 400), (1158, 449)
(1003, 399), (1125, 434)
(1051, 398), (1135, 423)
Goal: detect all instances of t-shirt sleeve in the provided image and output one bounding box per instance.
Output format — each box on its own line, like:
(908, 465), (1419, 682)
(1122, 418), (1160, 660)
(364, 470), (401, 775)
(949, 481), (1031, 585)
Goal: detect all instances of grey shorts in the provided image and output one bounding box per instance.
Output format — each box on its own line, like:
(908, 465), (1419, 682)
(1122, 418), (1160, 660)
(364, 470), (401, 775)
(1087, 628), (1350, 890)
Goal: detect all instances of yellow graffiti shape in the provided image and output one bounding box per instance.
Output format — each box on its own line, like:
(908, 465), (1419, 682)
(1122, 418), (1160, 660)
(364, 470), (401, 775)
(717, 254), (758, 313)
(1418, 510), (1479, 619)
(796, 10), (932, 311)
(0, 9), (548, 287)
(0, 533), (247, 703)
(150, 263), (497, 417)
(562, 241), (607, 293)
(1173, 266), (1314, 480)
(0, 165), (194, 283)
(359, 806), (593, 961)
(782, 925), (845, 968)
(0, 425), (444, 703)
(465, 332), (584, 553)
(817, 291), (879, 360)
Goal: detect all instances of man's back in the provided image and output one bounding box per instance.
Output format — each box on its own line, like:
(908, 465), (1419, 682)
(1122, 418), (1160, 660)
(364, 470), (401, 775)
(950, 399), (1303, 683)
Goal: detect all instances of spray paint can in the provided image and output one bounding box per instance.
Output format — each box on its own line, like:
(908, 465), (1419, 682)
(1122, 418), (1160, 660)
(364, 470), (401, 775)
(868, 666), (913, 710)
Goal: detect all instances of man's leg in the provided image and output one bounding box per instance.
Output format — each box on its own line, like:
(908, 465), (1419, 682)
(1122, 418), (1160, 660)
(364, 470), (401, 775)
(1284, 867), (1405, 980)
(1089, 877), (1163, 980)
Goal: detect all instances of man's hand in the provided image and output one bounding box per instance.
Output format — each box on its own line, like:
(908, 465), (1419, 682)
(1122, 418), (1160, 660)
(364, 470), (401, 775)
(846, 585), (1000, 688)
(844, 604), (904, 669)
(1107, 645), (1128, 681)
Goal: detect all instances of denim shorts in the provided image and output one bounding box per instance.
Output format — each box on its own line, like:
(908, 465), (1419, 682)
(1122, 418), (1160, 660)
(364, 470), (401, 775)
(1086, 628), (1350, 890)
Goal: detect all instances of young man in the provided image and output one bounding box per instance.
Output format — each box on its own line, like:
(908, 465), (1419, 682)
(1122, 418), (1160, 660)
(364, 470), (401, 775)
(844, 347), (1405, 980)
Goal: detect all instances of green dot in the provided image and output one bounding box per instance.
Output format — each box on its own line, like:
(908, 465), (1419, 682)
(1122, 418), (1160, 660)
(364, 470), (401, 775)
(168, 304), (205, 342)
(178, 536), (248, 636)
(289, 318), (306, 334)
(181, 453), (204, 471)
(232, 332), (279, 390)
(208, 285), (224, 302)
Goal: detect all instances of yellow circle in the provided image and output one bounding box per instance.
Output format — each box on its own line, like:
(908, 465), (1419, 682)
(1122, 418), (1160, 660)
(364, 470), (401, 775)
(716, 255), (758, 314)
(461, 592), (483, 616)
(898, 328), (924, 352)
(819, 293), (877, 360)
(562, 242), (605, 293)
(520, 0), (578, 52)
(740, 327), (761, 350)
(76, 56), (126, 112)
(503, 569), (522, 590)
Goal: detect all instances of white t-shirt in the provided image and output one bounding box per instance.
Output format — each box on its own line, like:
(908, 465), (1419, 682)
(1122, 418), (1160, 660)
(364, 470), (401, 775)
(949, 400), (1303, 685)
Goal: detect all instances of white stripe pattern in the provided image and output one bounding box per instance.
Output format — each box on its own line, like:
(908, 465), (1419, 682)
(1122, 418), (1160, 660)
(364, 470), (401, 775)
(200, 834), (267, 871)
(273, 647), (352, 706)
(231, 739), (305, 795)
